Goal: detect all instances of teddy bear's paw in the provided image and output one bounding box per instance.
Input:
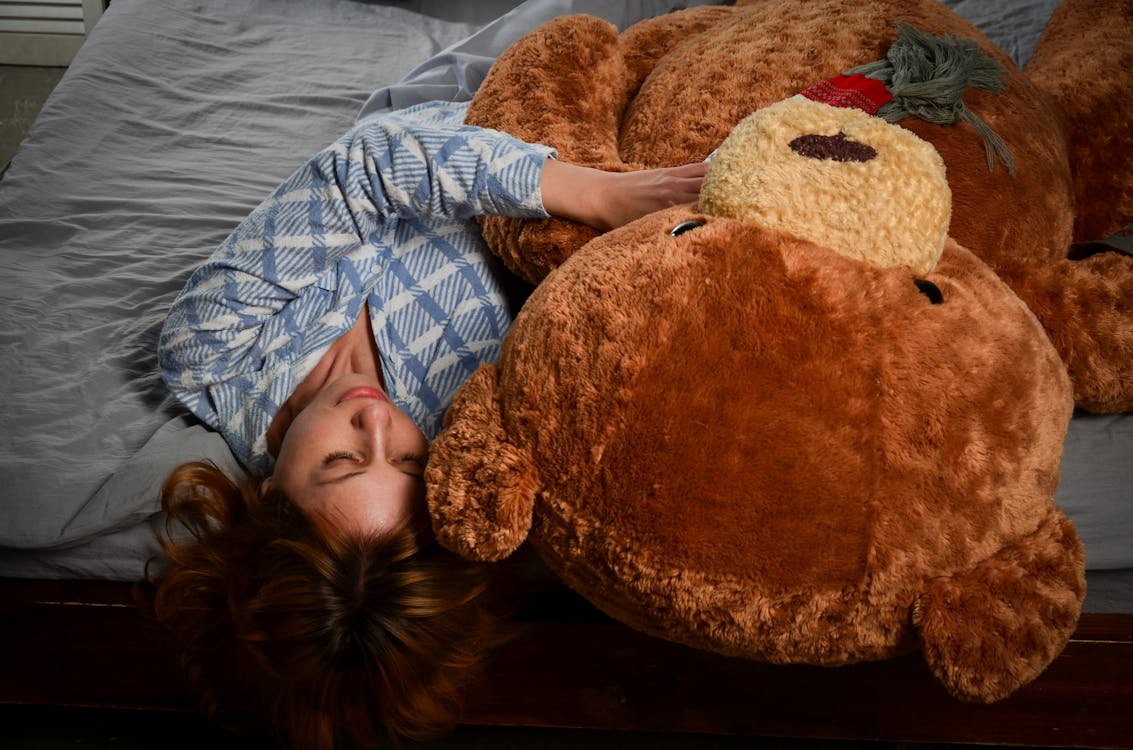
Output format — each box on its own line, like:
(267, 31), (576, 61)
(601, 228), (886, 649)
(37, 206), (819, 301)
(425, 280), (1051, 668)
(994, 251), (1133, 413)
(912, 508), (1086, 702)
(426, 365), (539, 561)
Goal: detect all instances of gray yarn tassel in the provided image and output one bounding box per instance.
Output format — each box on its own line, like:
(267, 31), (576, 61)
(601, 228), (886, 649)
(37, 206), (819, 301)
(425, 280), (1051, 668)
(847, 22), (1015, 175)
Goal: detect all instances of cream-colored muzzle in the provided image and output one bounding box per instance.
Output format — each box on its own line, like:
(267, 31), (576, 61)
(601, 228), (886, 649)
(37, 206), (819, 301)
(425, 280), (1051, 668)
(700, 97), (950, 276)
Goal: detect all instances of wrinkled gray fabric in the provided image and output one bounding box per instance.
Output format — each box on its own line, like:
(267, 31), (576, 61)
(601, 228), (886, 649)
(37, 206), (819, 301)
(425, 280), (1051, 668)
(1, 0), (1130, 605)
(0, 0), (487, 550)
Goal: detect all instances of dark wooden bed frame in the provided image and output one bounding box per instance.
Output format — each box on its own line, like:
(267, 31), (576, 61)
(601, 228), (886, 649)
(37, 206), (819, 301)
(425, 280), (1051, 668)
(2, 563), (1131, 749)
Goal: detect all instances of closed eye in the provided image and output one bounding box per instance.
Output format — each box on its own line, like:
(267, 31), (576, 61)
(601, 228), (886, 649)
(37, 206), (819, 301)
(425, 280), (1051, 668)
(399, 454), (428, 476)
(323, 451), (360, 467)
(317, 452), (366, 486)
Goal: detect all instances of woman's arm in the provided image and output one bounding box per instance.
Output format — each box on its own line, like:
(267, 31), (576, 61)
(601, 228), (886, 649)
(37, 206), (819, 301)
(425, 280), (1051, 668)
(541, 160), (707, 232)
(158, 102), (554, 424)
(159, 101), (706, 431)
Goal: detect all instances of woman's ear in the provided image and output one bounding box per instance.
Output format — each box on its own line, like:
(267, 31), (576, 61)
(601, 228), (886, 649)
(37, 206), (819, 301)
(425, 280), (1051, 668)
(258, 476), (273, 498)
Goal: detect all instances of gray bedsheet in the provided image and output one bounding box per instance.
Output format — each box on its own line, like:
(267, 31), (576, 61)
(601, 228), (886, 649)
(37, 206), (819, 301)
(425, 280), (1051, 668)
(1, 0), (1130, 606)
(0, 0), (497, 551)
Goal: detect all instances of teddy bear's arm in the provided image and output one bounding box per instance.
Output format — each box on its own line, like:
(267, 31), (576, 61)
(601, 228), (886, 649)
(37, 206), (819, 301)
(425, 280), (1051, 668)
(1016, 0), (1133, 412)
(466, 10), (735, 284)
(1026, 0), (1133, 242)
(617, 6), (738, 102)
(994, 252), (1133, 413)
(426, 364), (539, 562)
(912, 507), (1085, 703)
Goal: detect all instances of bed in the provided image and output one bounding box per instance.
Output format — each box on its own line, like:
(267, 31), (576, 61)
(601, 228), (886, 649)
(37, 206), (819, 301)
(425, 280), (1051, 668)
(1, 0), (1130, 746)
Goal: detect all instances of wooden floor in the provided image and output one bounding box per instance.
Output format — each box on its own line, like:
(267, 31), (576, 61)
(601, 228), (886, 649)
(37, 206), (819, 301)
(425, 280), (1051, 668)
(1, 577), (1130, 750)
(0, 704), (982, 750)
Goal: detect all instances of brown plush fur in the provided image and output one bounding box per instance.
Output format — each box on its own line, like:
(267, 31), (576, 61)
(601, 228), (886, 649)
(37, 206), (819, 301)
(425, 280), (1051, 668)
(430, 202), (1084, 699)
(427, 0), (1115, 703)
(467, 0), (1133, 413)
(1027, 0), (1133, 243)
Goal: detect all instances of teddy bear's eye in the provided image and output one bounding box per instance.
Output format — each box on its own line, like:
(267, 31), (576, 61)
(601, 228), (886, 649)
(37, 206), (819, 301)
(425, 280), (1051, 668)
(670, 220), (703, 237)
(914, 278), (944, 304)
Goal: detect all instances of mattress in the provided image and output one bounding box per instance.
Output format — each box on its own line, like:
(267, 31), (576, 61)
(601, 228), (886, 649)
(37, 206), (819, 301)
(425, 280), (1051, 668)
(0, 0), (1130, 612)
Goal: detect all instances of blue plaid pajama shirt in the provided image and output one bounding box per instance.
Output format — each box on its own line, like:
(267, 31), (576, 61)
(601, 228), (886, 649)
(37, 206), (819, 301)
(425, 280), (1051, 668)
(158, 101), (555, 475)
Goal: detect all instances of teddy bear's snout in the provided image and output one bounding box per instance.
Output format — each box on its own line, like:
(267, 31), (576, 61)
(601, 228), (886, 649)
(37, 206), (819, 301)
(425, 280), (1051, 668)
(789, 132), (877, 163)
(701, 98), (949, 275)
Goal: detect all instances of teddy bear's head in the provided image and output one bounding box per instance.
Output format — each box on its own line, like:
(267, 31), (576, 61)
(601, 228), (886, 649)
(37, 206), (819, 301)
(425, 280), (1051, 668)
(429, 89), (1084, 701)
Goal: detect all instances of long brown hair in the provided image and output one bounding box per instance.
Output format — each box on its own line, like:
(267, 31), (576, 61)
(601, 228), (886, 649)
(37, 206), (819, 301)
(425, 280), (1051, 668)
(151, 461), (495, 749)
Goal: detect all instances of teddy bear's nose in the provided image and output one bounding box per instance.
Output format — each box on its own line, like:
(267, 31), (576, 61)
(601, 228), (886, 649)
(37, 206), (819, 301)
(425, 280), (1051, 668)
(789, 132), (877, 163)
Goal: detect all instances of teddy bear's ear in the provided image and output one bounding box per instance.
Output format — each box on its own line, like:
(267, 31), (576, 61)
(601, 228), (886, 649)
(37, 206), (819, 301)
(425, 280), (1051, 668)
(912, 508), (1086, 702)
(426, 365), (538, 562)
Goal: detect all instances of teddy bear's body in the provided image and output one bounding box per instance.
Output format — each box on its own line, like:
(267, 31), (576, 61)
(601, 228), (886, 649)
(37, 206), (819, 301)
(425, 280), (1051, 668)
(429, 0), (1130, 702)
(433, 209), (1084, 701)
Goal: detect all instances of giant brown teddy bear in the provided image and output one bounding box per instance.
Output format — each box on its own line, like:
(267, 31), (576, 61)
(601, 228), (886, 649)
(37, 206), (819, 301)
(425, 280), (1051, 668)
(427, 0), (1133, 702)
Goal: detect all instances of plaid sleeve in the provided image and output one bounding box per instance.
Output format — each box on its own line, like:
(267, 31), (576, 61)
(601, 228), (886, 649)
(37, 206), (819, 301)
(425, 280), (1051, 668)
(158, 101), (554, 428)
(364, 101), (555, 220)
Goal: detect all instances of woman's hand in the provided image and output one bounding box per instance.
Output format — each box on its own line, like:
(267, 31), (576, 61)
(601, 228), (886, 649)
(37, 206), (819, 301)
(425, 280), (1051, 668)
(541, 159), (707, 232)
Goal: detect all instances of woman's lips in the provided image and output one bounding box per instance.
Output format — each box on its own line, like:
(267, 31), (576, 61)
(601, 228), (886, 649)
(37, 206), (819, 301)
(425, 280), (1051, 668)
(337, 386), (387, 405)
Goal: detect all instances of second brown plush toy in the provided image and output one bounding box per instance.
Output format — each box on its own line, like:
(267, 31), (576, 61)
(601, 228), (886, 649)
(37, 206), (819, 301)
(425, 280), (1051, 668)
(466, 0), (1133, 413)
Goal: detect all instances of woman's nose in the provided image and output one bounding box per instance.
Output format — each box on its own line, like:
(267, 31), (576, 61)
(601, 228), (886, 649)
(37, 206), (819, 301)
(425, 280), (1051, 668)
(353, 401), (393, 437)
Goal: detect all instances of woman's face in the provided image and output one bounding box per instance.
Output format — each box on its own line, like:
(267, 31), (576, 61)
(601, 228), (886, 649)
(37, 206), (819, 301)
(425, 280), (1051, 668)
(267, 373), (428, 534)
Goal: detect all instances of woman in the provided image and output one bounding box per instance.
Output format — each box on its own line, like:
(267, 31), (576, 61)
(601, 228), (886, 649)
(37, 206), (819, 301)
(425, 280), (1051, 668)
(153, 99), (705, 749)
